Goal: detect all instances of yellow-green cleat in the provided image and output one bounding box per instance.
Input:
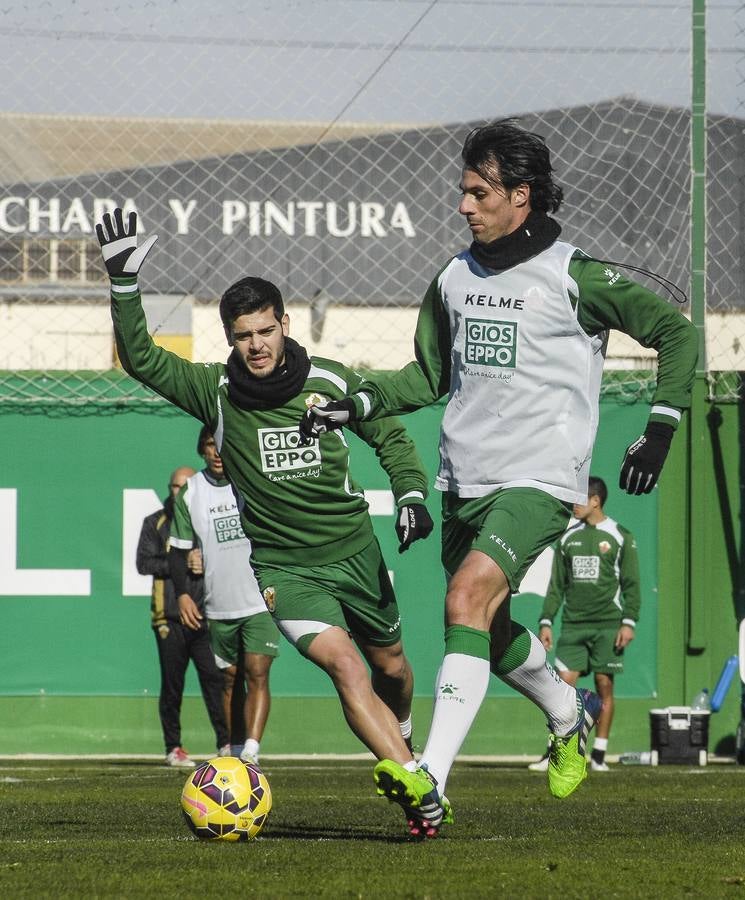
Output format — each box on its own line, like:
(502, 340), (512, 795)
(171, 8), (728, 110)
(548, 688), (603, 799)
(374, 759), (452, 838)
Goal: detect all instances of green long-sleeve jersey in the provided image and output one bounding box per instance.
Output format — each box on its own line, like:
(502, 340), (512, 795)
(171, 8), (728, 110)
(348, 247), (698, 503)
(539, 516), (641, 627)
(111, 286), (429, 567)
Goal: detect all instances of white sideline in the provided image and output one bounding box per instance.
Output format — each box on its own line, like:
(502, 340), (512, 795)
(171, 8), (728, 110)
(0, 754), (738, 764)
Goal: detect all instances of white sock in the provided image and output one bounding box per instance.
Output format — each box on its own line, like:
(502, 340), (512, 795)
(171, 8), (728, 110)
(243, 738), (260, 760)
(496, 629), (578, 735)
(420, 653), (490, 794)
(403, 760), (418, 773)
(593, 737), (608, 752)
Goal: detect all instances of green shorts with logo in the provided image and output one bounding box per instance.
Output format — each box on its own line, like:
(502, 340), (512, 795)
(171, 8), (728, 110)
(441, 487), (572, 591)
(251, 538), (400, 657)
(208, 611), (280, 668)
(555, 623), (625, 676)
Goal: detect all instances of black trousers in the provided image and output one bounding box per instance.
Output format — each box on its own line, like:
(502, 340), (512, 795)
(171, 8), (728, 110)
(153, 622), (229, 754)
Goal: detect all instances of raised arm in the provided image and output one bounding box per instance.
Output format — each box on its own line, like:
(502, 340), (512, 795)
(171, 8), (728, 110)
(97, 208), (221, 423)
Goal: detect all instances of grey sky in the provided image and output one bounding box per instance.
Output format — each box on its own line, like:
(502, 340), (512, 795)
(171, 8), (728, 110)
(0, 0), (740, 123)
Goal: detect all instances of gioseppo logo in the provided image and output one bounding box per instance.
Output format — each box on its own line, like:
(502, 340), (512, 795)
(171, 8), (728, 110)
(465, 318), (517, 367)
(213, 514), (245, 543)
(258, 426), (322, 475)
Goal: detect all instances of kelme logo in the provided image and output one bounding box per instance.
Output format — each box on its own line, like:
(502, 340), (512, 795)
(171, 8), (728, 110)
(465, 318), (517, 367)
(439, 681), (465, 704)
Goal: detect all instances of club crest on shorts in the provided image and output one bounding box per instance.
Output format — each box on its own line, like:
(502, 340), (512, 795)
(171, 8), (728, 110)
(305, 392), (328, 409)
(599, 540), (611, 554)
(263, 586), (276, 612)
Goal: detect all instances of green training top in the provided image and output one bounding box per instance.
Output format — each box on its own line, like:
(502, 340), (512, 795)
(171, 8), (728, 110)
(111, 282), (428, 567)
(539, 516), (641, 628)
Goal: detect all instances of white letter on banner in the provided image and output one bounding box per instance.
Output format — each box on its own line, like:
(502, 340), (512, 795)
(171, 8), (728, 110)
(169, 198), (197, 235)
(0, 489), (90, 595)
(122, 489), (162, 596)
(222, 200), (246, 235)
(28, 197), (61, 233)
(0, 197), (25, 233)
(390, 202), (415, 237)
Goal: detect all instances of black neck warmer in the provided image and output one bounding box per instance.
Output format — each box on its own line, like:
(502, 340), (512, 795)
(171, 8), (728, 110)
(469, 210), (562, 271)
(226, 337), (311, 410)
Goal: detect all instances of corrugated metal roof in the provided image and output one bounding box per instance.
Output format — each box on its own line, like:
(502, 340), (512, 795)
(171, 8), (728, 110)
(0, 111), (417, 184)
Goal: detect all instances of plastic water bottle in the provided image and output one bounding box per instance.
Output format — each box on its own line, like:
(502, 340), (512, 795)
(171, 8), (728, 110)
(711, 656), (738, 712)
(619, 751), (652, 765)
(691, 688), (710, 711)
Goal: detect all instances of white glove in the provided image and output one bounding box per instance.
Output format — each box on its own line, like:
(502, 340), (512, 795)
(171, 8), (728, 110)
(95, 208), (158, 278)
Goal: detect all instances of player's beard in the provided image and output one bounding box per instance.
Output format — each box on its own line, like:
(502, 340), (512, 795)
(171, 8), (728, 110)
(244, 336), (285, 378)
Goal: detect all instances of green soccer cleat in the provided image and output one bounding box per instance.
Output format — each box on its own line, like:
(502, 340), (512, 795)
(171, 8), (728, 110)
(374, 759), (452, 838)
(548, 688), (603, 799)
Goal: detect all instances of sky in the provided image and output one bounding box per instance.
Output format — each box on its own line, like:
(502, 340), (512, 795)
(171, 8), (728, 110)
(0, 0), (740, 124)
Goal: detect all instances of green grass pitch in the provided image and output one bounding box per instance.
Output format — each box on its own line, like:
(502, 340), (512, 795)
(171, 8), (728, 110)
(1, 759), (744, 898)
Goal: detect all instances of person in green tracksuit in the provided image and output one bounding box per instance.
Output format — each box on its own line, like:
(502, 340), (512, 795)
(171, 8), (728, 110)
(300, 118), (698, 836)
(529, 475), (641, 773)
(96, 208), (446, 836)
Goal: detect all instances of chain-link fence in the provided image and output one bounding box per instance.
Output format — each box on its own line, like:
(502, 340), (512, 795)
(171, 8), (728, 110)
(0, 1), (739, 409)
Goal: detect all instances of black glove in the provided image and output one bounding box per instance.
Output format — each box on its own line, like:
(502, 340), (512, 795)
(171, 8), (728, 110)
(95, 208), (158, 279)
(395, 503), (434, 553)
(619, 421), (674, 495)
(299, 398), (357, 444)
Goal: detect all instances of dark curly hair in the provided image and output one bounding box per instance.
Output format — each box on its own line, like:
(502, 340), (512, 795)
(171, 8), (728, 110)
(219, 276), (285, 329)
(461, 119), (564, 213)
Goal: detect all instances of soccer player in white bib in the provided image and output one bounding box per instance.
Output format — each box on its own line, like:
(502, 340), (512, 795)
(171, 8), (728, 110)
(170, 426), (280, 766)
(301, 119), (698, 836)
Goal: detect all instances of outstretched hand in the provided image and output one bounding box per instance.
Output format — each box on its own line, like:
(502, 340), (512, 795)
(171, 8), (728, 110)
(96, 208), (158, 279)
(299, 398), (357, 444)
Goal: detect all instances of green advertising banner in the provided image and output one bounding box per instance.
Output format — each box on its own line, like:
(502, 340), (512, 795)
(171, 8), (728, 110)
(1, 396), (657, 700)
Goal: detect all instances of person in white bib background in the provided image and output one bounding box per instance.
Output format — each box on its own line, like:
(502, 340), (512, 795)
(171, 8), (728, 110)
(169, 426), (280, 766)
(136, 464), (229, 768)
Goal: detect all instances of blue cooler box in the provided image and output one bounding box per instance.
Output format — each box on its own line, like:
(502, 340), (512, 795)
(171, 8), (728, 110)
(649, 706), (710, 766)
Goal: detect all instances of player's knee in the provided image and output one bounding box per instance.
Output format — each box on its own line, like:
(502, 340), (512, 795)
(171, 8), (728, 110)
(325, 648), (366, 687)
(372, 652), (409, 682)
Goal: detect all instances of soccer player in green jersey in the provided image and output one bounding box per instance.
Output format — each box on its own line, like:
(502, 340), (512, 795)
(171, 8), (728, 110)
(300, 119), (698, 836)
(529, 476), (640, 773)
(97, 208), (447, 836)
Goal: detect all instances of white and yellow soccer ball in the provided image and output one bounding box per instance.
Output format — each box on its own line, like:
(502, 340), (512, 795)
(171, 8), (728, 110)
(180, 756), (272, 841)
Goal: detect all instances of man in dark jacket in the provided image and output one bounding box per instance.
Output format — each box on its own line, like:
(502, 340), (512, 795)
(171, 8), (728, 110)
(136, 465), (229, 767)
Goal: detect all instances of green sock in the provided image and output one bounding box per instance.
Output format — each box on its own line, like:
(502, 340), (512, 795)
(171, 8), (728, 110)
(444, 623), (490, 659)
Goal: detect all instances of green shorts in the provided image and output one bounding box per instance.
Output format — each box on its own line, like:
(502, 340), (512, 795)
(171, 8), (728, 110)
(441, 487), (572, 591)
(555, 623), (625, 676)
(208, 612), (280, 668)
(252, 539), (400, 657)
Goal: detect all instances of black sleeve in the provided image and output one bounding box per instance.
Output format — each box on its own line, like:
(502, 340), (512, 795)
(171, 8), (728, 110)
(135, 515), (170, 578)
(168, 546), (192, 597)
